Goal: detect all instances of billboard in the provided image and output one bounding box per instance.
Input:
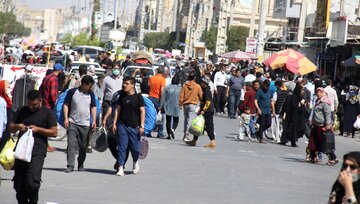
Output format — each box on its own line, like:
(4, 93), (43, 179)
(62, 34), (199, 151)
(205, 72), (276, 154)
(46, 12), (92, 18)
(273, 0), (286, 18)
(285, 0), (301, 18)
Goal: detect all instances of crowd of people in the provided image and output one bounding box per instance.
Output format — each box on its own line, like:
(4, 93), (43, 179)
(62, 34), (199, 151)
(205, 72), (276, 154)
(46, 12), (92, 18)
(0, 52), (360, 203)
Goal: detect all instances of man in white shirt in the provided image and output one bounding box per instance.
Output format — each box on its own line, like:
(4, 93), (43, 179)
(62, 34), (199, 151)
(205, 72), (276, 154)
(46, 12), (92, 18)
(213, 65), (227, 115)
(244, 69), (256, 83)
(324, 79), (338, 122)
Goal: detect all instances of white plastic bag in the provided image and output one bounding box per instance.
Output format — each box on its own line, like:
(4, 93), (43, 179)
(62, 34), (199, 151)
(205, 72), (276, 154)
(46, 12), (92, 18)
(354, 116), (360, 130)
(14, 129), (34, 162)
(156, 112), (162, 125)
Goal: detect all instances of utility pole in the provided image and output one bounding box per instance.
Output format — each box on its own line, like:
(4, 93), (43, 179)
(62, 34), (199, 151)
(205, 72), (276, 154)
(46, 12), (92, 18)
(114, 0), (119, 29)
(340, 0), (344, 16)
(256, 0), (267, 62)
(297, 0), (308, 42)
(249, 0), (257, 37)
(358, 0), (360, 19)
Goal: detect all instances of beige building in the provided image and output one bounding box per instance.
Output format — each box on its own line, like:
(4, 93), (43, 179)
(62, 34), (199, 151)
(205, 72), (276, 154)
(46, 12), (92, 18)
(42, 8), (64, 41)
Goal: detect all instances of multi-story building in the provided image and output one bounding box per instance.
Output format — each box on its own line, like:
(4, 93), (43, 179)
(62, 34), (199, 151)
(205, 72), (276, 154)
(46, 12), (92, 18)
(43, 8), (64, 41)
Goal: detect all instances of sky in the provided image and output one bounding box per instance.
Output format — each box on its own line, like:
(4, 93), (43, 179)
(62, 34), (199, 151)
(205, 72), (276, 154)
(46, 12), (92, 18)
(23, 0), (85, 11)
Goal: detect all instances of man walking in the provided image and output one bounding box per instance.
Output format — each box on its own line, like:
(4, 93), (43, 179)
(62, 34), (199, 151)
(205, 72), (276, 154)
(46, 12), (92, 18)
(101, 63), (123, 128)
(10, 90), (58, 203)
(227, 68), (244, 119)
(213, 65), (227, 115)
(39, 62), (64, 152)
(179, 71), (203, 141)
(63, 76), (97, 173)
(254, 80), (274, 143)
(324, 79), (339, 123)
(112, 76), (145, 176)
(148, 66), (166, 138)
(271, 80), (288, 143)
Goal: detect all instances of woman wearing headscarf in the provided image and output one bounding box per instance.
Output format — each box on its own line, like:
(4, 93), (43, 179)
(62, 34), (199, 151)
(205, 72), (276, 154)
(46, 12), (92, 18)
(0, 80), (12, 152)
(329, 151), (360, 204)
(342, 85), (360, 138)
(280, 83), (306, 147)
(308, 87), (338, 165)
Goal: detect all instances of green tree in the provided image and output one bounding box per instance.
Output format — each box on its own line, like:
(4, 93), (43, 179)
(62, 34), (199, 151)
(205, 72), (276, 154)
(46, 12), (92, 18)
(59, 33), (73, 44)
(201, 26), (217, 53)
(226, 26), (249, 52)
(0, 11), (30, 37)
(143, 32), (171, 49)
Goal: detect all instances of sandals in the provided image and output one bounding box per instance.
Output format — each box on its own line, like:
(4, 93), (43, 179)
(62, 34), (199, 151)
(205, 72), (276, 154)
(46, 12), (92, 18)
(326, 159), (339, 166)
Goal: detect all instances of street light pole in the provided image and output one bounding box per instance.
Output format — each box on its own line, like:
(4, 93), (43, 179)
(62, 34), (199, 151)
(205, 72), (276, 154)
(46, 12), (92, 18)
(256, 0), (267, 62)
(114, 0), (119, 29)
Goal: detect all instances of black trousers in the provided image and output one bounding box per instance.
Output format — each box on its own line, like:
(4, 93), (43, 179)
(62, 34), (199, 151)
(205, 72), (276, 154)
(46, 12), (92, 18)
(165, 115), (179, 135)
(216, 86), (227, 113)
(256, 114), (272, 140)
(194, 112), (215, 141)
(13, 155), (45, 204)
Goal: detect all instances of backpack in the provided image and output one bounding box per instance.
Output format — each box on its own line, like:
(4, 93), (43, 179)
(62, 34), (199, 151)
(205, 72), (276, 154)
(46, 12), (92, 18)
(141, 94), (157, 136)
(55, 88), (101, 127)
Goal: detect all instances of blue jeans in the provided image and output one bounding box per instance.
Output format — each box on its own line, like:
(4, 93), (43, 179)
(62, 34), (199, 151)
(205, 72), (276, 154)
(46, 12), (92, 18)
(249, 116), (257, 137)
(149, 96), (164, 137)
(228, 90), (241, 117)
(117, 122), (140, 166)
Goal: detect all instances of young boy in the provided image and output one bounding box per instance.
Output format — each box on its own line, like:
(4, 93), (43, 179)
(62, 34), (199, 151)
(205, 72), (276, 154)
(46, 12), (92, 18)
(185, 77), (216, 148)
(237, 106), (254, 141)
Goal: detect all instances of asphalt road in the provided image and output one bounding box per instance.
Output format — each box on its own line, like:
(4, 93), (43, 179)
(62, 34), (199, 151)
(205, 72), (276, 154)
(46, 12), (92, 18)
(1, 115), (359, 204)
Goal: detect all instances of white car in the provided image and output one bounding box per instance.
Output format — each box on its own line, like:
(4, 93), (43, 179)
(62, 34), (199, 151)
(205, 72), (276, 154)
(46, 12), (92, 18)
(122, 65), (155, 93)
(69, 61), (106, 81)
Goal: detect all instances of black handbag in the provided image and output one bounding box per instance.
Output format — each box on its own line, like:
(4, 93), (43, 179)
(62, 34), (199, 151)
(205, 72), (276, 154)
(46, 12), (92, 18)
(90, 127), (108, 152)
(321, 130), (335, 154)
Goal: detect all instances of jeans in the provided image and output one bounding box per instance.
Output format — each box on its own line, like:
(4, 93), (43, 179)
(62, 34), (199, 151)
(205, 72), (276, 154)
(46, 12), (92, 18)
(249, 116), (257, 137)
(256, 114), (272, 141)
(117, 122), (140, 166)
(149, 96), (164, 137)
(165, 115), (179, 135)
(183, 104), (197, 136)
(228, 89), (241, 117)
(66, 122), (90, 168)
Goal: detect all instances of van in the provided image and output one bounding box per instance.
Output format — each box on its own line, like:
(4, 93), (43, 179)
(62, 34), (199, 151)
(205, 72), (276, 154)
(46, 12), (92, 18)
(72, 46), (105, 59)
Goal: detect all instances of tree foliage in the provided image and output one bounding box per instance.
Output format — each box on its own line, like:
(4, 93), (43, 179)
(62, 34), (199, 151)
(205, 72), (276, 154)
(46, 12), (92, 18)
(226, 26), (249, 52)
(59, 32), (103, 47)
(0, 12), (31, 37)
(201, 26), (217, 53)
(143, 32), (171, 49)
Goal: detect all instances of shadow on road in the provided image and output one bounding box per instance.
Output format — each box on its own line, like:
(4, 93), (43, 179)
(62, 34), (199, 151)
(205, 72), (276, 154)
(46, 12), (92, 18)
(280, 157), (305, 163)
(43, 167), (117, 175)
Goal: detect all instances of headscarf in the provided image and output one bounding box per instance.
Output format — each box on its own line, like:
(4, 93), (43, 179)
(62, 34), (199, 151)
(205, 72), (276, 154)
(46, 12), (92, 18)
(316, 87), (331, 105)
(330, 152), (360, 204)
(0, 80), (12, 108)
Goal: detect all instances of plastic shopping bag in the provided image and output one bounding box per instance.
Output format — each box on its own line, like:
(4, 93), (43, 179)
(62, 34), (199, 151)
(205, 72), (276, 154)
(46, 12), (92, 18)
(139, 136), (149, 160)
(90, 127), (108, 152)
(156, 111), (162, 125)
(14, 129), (34, 162)
(354, 116), (360, 130)
(188, 115), (205, 136)
(0, 138), (15, 170)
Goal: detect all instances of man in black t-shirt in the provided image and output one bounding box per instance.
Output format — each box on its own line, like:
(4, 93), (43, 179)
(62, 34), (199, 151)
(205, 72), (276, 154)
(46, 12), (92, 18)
(10, 90), (57, 203)
(112, 76), (145, 176)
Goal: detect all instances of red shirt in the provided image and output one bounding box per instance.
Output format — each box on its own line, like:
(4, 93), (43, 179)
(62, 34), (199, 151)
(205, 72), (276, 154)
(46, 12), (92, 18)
(40, 73), (58, 109)
(240, 88), (257, 114)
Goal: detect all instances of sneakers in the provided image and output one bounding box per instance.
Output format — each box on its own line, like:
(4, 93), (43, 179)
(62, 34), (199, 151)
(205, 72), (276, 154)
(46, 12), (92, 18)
(183, 136), (191, 142)
(116, 166), (125, 176)
(204, 140), (216, 148)
(78, 165), (84, 172)
(65, 166), (74, 173)
(133, 161), (140, 174)
(185, 140), (196, 146)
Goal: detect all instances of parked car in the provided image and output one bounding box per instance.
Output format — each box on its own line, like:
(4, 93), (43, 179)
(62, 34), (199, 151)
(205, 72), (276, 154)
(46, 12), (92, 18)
(69, 61), (106, 81)
(72, 46), (105, 59)
(122, 65), (155, 93)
